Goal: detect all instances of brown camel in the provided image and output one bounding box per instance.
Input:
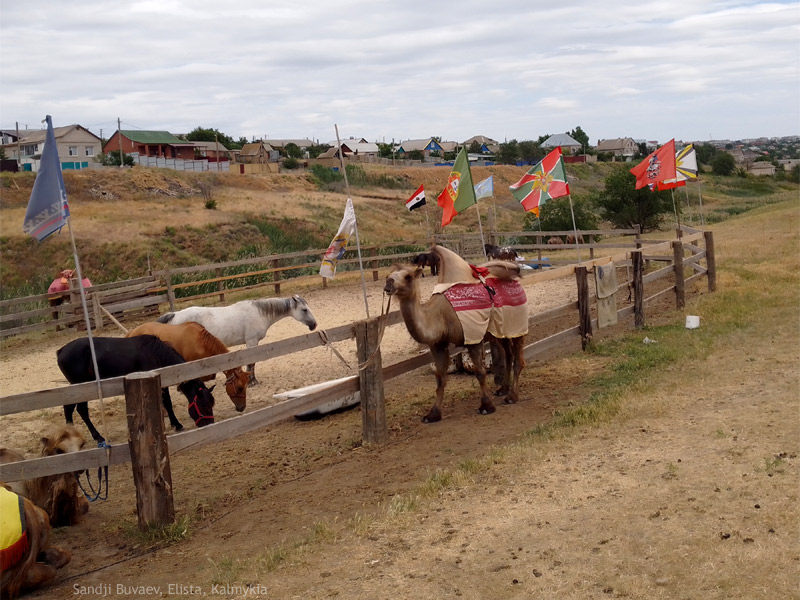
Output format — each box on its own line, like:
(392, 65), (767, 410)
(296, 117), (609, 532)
(0, 425), (89, 527)
(384, 245), (527, 423)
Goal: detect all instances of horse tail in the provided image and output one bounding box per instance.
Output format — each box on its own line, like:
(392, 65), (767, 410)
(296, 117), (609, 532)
(157, 312), (174, 324)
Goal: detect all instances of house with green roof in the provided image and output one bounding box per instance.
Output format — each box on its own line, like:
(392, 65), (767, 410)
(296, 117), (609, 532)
(103, 130), (195, 160)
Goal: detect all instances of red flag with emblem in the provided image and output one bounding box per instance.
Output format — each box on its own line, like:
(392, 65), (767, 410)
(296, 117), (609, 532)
(630, 139), (677, 190)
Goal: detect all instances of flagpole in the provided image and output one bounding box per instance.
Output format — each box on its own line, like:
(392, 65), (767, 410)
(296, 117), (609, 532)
(698, 180), (706, 226)
(475, 203), (486, 257)
(335, 124), (370, 319)
(567, 194), (582, 262)
(671, 189), (681, 229)
(68, 218), (111, 447)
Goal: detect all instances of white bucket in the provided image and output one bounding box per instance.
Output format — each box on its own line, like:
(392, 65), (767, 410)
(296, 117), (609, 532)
(685, 315), (700, 329)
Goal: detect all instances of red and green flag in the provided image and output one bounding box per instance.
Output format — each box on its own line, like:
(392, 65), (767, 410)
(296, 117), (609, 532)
(437, 148), (477, 227)
(510, 147), (570, 216)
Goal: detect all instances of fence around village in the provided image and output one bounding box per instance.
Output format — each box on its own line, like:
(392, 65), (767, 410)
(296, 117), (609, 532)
(0, 227), (715, 529)
(2, 227), (655, 339)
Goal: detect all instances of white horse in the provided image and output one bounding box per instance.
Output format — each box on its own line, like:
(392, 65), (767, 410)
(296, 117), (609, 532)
(158, 295), (318, 384)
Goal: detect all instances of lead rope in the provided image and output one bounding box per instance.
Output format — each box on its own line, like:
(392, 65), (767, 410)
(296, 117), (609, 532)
(76, 462), (108, 502)
(316, 293), (392, 372)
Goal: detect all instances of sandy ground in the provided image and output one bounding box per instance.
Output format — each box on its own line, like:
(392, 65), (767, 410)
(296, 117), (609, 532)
(2, 260), (797, 600)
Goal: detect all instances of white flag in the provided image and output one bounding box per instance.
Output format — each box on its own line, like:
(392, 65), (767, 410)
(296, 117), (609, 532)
(320, 198), (356, 278)
(474, 175), (493, 200)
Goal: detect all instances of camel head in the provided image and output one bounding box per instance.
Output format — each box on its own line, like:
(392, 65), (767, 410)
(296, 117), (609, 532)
(40, 425), (86, 457)
(383, 265), (423, 299)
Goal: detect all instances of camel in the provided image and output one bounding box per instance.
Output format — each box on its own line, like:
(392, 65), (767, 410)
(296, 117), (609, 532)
(565, 233), (585, 244)
(0, 484), (71, 599)
(384, 245), (528, 423)
(547, 236), (564, 245)
(0, 425), (89, 527)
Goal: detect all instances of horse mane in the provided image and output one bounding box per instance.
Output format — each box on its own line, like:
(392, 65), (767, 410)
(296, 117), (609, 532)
(253, 297), (292, 319)
(189, 323), (230, 355)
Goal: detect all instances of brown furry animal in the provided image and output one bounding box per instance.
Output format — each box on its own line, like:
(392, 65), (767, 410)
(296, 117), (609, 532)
(547, 236), (564, 245)
(0, 484), (71, 599)
(126, 321), (248, 412)
(384, 245), (527, 423)
(0, 425), (89, 527)
(565, 233), (585, 244)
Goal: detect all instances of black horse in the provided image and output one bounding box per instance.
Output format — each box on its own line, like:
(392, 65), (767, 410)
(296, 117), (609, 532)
(56, 335), (216, 443)
(411, 252), (439, 276)
(484, 243), (520, 261)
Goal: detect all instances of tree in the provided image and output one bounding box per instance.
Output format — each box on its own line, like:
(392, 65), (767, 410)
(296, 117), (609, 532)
(524, 196), (598, 233)
(695, 143), (717, 166)
(569, 126), (589, 151)
(496, 140), (520, 165)
(282, 143), (303, 159)
(99, 151), (134, 167)
(593, 166), (673, 232)
(518, 140), (545, 163)
(186, 127), (239, 149)
(468, 140), (482, 154)
(711, 152), (736, 176)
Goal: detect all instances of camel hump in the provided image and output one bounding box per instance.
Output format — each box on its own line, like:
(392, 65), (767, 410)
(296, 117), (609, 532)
(431, 245), (478, 284)
(479, 260), (522, 281)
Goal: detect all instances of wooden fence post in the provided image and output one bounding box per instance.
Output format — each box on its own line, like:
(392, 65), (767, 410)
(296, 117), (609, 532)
(355, 317), (387, 445)
(125, 371), (175, 529)
(271, 259), (281, 295)
(371, 247), (379, 282)
(704, 230), (717, 292)
(92, 293), (103, 332)
(575, 266), (592, 350)
(632, 250), (644, 329)
(672, 240), (685, 310)
(216, 267), (225, 302)
(165, 272), (176, 311)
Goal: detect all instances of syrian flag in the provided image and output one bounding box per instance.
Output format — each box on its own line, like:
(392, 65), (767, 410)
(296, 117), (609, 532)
(405, 184), (426, 211)
(630, 139), (677, 190)
(509, 147), (570, 216)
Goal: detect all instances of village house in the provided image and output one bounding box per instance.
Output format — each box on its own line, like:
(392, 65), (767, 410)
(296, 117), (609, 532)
(189, 140), (231, 162)
(327, 137), (380, 159)
(103, 130), (195, 160)
(394, 138), (445, 158)
(463, 135), (500, 154)
(542, 133), (583, 154)
(237, 141), (274, 164)
(596, 137), (638, 158)
(1, 123), (102, 171)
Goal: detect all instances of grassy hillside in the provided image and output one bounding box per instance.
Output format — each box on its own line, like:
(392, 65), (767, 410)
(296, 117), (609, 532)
(0, 163), (796, 297)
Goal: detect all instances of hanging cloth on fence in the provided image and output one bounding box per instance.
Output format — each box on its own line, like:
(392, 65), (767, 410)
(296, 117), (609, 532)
(595, 262), (619, 329)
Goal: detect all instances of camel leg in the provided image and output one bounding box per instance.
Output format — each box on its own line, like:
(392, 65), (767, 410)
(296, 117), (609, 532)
(423, 343), (451, 423)
(489, 336), (509, 395)
(466, 343), (495, 415)
(505, 336), (526, 405)
(72, 402), (104, 443)
(161, 388), (183, 431)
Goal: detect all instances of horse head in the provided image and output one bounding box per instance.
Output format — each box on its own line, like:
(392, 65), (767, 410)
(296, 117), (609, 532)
(224, 369), (248, 412)
(290, 295), (317, 331)
(179, 380), (216, 427)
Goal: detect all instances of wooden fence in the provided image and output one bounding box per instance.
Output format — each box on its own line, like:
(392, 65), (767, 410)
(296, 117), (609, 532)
(0, 228), (715, 528)
(0, 228), (647, 339)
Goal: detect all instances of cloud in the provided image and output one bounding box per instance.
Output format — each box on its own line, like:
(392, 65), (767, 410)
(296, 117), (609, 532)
(1, 0), (797, 143)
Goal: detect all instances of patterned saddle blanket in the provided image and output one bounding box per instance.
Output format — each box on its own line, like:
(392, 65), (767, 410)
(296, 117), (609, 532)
(435, 277), (529, 345)
(0, 486), (29, 571)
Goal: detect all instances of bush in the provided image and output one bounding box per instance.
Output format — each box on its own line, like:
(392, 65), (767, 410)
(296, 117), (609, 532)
(711, 152), (736, 176)
(282, 157), (300, 170)
(592, 166), (673, 232)
(524, 196), (598, 235)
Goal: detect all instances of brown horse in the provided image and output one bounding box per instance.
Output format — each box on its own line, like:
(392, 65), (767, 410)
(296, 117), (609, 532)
(0, 425), (89, 528)
(384, 245), (528, 422)
(0, 484), (71, 599)
(411, 252), (439, 276)
(127, 321), (248, 412)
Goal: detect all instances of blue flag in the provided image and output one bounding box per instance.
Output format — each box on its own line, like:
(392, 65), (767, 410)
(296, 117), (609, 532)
(474, 175), (493, 200)
(23, 115), (69, 241)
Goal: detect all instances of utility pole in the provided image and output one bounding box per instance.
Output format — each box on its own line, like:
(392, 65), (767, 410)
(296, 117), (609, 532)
(15, 122), (21, 170)
(118, 117), (124, 168)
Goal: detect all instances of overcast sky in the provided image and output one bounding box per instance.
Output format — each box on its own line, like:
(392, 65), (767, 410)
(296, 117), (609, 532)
(1, 1), (798, 145)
